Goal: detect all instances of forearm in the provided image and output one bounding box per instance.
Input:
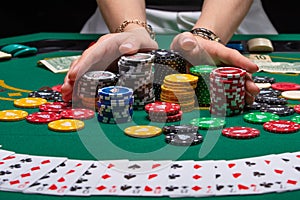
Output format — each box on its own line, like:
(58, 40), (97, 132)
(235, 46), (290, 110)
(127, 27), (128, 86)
(97, 0), (147, 33)
(194, 0), (253, 44)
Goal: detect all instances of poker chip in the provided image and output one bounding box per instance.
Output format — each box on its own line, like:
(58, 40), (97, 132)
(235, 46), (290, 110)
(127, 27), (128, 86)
(165, 132), (203, 146)
(243, 112), (279, 124)
(260, 104), (294, 116)
(60, 108), (95, 120)
(189, 117), (226, 129)
(253, 76), (275, 84)
(291, 116), (300, 124)
(52, 84), (62, 93)
(124, 125), (162, 138)
(263, 120), (300, 134)
(0, 110), (28, 121)
(39, 102), (72, 112)
(147, 110), (183, 123)
(247, 38), (274, 52)
(255, 83), (271, 89)
(271, 82), (300, 91)
(162, 125), (199, 134)
(145, 101), (181, 116)
(98, 86), (133, 99)
(222, 127), (260, 139)
(48, 119), (85, 132)
(28, 89), (61, 101)
(26, 112), (62, 124)
(257, 88), (281, 97)
(281, 90), (300, 100)
(294, 105), (300, 114)
(14, 97), (47, 108)
(255, 95), (287, 105)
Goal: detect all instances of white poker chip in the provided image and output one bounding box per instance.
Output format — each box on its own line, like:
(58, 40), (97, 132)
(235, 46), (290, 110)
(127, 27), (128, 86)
(255, 82), (271, 89)
(281, 90), (300, 100)
(247, 38), (274, 52)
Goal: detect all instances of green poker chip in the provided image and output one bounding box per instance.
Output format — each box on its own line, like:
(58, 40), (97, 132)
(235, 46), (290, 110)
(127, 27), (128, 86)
(189, 117), (225, 129)
(291, 116), (300, 124)
(243, 112), (279, 124)
(190, 65), (217, 75)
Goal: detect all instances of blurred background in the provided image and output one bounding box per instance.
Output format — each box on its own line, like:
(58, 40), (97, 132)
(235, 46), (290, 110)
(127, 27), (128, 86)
(0, 0), (298, 38)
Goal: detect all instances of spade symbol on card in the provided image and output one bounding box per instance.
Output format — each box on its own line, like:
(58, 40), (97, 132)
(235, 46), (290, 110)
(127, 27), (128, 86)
(124, 174), (136, 180)
(282, 158), (290, 162)
(294, 166), (300, 172)
(84, 171), (92, 176)
(120, 185), (132, 191)
(128, 164), (141, 170)
(171, 164), (182, 169)
(20, 158), (32, 163)
(215, 174), (221, 179)
(9, 164), (21, 169)
(168, 174), (180, 179)
(216, 185), (224, 191)
(260, 182), (273, 188)
(76, 178), (88, 184)
(40, 175), (50, 180)
(166, 185), (179, 192)
(253, 171), (265, 177)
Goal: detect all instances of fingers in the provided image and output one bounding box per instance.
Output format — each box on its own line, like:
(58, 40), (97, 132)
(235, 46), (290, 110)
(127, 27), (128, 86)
(244, 73), (260, 105)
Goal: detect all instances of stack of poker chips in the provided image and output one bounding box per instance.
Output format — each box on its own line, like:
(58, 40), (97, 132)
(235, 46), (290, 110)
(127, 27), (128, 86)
(77, 71), (118, 110)
(97, 86), (134, 124)
(189, 65), (217, 107)
(145, 101), (182, 123)
(28, 89), (63, 102)
(160, 74), (198, 112)
(117, 53), (155, 110)
(209, 67), (246, 116)
(151, 49), (188, 100)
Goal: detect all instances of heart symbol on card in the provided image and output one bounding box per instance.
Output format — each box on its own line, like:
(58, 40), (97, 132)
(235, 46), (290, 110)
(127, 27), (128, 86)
(0, 162), (4, 165)
(144, 186), (153, 192)
(96, 185), (106, 191)
(274, 169), (283, 174)
(194, 164), (202, 169)
(9, 180), (20, 185)
(57, 177), (65, 182)
(238, 184), (249, 190)
(296, 155), (300, 159)
(152, 163), (161, 169)
(41, 160), (50, 165)
(192, 186), (202, 191)
(232, 173), (242, 178)
(148, 174), (158, 180)
(49, 184), (58, 190)
(228, 163), (235, 168)
(76, 163), (82, 167)
(265, 160), (271, 165)
(31, 166), (40, 171)
(66, 170), (75, 174)
(21, 173), (31, 178)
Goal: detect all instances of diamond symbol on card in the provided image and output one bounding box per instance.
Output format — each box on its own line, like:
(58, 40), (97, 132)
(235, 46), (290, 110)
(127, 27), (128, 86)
(192, 186), (202, 191)
(102, 174), (111, 179)
(31, 166), (40, 171)
(274, 169), (283, 174)
(9, 180), (20, 185)
(194, 164), (202, 169)
(287, 180), (297, 185)
(228, 163), (235, 168)
(21, 173), (31, 178)
(152, 163), (161, 169)
(192, 174), (202, 180)
(96, 185), (106, 191)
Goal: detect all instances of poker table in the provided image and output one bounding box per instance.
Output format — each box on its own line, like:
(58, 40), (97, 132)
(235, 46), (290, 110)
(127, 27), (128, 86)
(0, 33), (300, 200)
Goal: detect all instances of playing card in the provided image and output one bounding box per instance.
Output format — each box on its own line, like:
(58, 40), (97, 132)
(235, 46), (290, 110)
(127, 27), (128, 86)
(24, 159), (93, 195)
(0, 149), (15, 160)
(0, 156), (67, 192)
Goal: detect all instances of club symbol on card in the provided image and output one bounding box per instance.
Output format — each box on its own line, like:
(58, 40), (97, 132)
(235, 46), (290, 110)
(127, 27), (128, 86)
(171, 164), (182, 169)
(253, 171), (265, 177)
(282, 158), (290, 162)
(124, 174), (136, 180)
(9, 164), (21, 169)
(0, 171), (12, 176)
(127, 164), (141, 170)
(76, 178), (88, 184)
(20, 158), (32, 163)
(260, 182), (273, 188)
(168, 174), (180, 179)
(245, 161), (256, 167)
(120, 184), (132, 191)
(83, 171), (92, 176)
(165, 185), (179, 192)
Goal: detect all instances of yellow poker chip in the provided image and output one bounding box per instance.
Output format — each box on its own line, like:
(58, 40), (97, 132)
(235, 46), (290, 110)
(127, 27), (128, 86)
(124, 125), (162, 138)
(164, 74), (198, 84)
(14, 97), (47, 108)
(48, 119), (85, 132)
(0, 110), (28, 121)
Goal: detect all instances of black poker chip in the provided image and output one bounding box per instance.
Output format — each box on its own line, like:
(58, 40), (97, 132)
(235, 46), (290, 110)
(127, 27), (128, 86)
(165, 132), (203, 146)
(244, 101), (268, 110)
(255, 95), (288, 105)
(163, 125), (199, 134)
(258, 88), (281, 97)
(253, 76), (276, 84)
(28, 89), (61, 101)
(260, 104), (295, 116)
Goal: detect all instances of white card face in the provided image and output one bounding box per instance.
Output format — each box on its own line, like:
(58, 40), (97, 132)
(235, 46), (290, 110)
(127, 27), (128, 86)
(24, 159), (93, 195)
(0, 154), (29, 171)
(0, 150), (15, 160)
(0, 156), (67, 192)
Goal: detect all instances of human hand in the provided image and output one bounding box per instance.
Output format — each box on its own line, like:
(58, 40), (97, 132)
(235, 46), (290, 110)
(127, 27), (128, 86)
(170, 32), (260, 105)
(61, 28), (158, 102)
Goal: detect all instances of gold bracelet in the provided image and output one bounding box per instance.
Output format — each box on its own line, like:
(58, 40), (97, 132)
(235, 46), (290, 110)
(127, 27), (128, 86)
(191, 28), (222, 43)
(115, 19), (155, 40)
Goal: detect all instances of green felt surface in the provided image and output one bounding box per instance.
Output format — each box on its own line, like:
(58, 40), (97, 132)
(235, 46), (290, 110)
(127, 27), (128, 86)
(0, 33), (300, 200)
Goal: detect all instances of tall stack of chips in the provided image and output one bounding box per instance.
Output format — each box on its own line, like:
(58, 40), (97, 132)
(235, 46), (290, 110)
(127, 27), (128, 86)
(76, 71), (118, 110)
(145, 101), (182, 122)
(209, 67), (246, 116)
(189, 65), (217, 107)
(97, 86), (134, 124)
(117, 53), (155, 110)
(160, 74), (198, 112)
(151, 49), (188, 100)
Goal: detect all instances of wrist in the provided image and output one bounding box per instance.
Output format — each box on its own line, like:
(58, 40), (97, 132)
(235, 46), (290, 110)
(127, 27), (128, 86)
(190, 27), (222, 44)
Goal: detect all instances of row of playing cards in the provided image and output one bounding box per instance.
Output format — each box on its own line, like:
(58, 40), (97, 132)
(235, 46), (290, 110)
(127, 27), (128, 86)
(0, 148), (299, 197)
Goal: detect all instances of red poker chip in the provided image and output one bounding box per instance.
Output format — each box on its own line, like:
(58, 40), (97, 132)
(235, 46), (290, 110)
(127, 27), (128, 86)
(26, 112), (61, 123)
(60, 108), (95, 120)
(51, 84), (62, 93)
(263, 120), (300, 133)
(271, 82), (300, 91)
(294, 105), (300, 114)
(145, 101), (181, 116)
(222, 126), (260, 139)
(39, 102), (72, 113)
(212, 67), (246, 79)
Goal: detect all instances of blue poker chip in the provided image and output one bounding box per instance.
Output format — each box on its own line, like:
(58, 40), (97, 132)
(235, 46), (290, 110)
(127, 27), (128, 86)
(98, 86), (133, 98)
(97, 97), (134, 106)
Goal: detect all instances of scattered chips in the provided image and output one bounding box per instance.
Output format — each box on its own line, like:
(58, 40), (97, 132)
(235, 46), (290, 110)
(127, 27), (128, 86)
(0, 110), (28, 121)
(39, 102), (72, 113)
(189, 117), (225, 129)
(253, 76), (275, 84)
(243, 112), (279, 124)
(14, 97), (47, 108)
(162, 125), (199, 134)
(263, 120), (300, 134)
(26, 112), (61, 124)
(124, 125), (162, 138)
(48, 119), (85, 132)
(60, 108), (95, 120)
(271, 82), (300, 91)
(222, 126), (260, 139)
